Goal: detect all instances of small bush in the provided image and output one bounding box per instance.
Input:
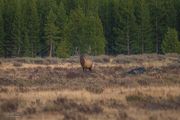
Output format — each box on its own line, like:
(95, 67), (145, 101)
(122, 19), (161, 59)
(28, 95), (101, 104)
(23, 107), (36, 115)
(149, 115), (158, 120)
(126, 94), (180, 110)
(93, 55), (112, 63)
(101, 99), (127, 109)
(0, 87), (8, 93)
(13, 62), (23, 67)
(46, 58), (58, 64)
(33, 59), (46, 65)
(78, 103), (103, 114)
(0, 98), (20, 112)
(66, 71), (83, 79)
(118, 111), (135, 120)
(44, 97), (103, 114)
(15, 58), (31, 64)
(85, 84), (104, 94)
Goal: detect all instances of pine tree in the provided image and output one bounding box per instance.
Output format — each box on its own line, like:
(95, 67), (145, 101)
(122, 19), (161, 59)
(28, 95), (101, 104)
(26, 0), (40, 57)
(135, 0), (153, 53)
(176, 0), (180, 38)
(63, 0), (78, 14)
(55, 2), (70, 57)
(85, 15), (105, 55)
(162, 0), (176, 29)
(56, 39), (71, 58)
(44, 9), (59, 57)
(162, 28), (180, 53)
(99, 0), (112, 54)
(23, 32), (31, 56)
(124, 0), (138, 54)
(37, 0), (58, 56)
(66, 8), (105, 55)
(19, 0), (31, 57)
(56, 2), (67, 30)
(148, 0), (172, 54)
(78, 0), (99, 16)
(111, 0), (138, 55)
(0, 2), (4, 57)
(65, 8), (85, 54)
(3, 0), (16, 57)
(56, 1), (67, 44)
(12, 0), (22, 56)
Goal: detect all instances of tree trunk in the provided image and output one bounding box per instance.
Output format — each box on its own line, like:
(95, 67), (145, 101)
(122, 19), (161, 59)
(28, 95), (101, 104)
(49, 40), (52, 58)
(31, 43), (34, 57)
(141, 26), (144, 54)
(155, 0), (159, 54)
(155, 17), (159, 53)
(126, 18), (130, 55)
(17, 45), (21, 57)
(127, 30), (130, 55)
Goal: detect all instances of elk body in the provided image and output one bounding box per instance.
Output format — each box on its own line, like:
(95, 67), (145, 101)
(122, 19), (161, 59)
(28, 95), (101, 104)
(80, 54), (93, 71)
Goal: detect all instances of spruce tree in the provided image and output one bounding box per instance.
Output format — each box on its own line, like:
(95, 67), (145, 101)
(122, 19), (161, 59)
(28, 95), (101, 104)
(148, 0), (168, 53)
(98, 0), (111, 54)
(3, 0), (16, 57)
(65, 8), (85, 54)
(12, 0), (22, 56)
(135, 0), (153, 53)
(85, 15), (105, 55)
(23, 32), (31, 56)
(56, 39), (71, 58)
(78, 0), (99, 16)
(37, 0), (58, 56)
(56, 2), (67, 30)
(162, 0), (176, 29)
(176, 0), (180, 38)
(63, 0), (78, 14)
(26, 0), (40, 57)
(162, 28), (180, 53)
(44, 9), (59, 57)
(124, 0), (138, 54)
(111, 0), (138, 55)
(66, 8), (105, 55)
(0, 1), (4, 56)
(56, 1), (67, 44)
(55, 2), (70, 57)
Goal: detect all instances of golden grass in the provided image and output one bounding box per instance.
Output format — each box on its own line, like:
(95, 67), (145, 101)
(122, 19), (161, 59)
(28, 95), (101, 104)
(0, 54), (179, 120)
(1, 86), (179, 105)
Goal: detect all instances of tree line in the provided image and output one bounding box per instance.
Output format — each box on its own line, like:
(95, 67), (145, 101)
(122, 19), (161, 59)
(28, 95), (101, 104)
(0, 0), (180, 58)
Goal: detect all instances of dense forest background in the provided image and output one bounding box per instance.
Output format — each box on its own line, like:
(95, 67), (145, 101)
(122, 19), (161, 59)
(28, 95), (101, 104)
(0, 0), (180, 57)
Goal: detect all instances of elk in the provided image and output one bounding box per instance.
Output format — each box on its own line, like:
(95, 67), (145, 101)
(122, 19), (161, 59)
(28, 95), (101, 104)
(80, 54), (93, 72)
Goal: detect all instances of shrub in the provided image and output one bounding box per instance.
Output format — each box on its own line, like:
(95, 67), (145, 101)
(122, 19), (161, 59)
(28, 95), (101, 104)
(13, 62), (23, 67)
(23, 107), (36, 115)
(0, 98), (20, 112)
(85, 84), (104, 94)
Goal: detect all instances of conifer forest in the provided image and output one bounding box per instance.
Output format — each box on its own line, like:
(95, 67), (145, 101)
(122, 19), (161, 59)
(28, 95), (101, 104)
(0, 0), (180, 57)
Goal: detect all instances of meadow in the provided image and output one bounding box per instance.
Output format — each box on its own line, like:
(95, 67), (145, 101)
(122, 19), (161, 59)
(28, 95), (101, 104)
(0, 54), (180, 120)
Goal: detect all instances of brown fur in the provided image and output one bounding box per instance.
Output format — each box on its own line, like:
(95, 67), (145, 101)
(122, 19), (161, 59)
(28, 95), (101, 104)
(80, 54), (93, 71)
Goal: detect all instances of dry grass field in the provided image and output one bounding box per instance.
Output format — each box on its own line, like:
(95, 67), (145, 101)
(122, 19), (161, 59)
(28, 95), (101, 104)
(0, 54), (180, 120)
